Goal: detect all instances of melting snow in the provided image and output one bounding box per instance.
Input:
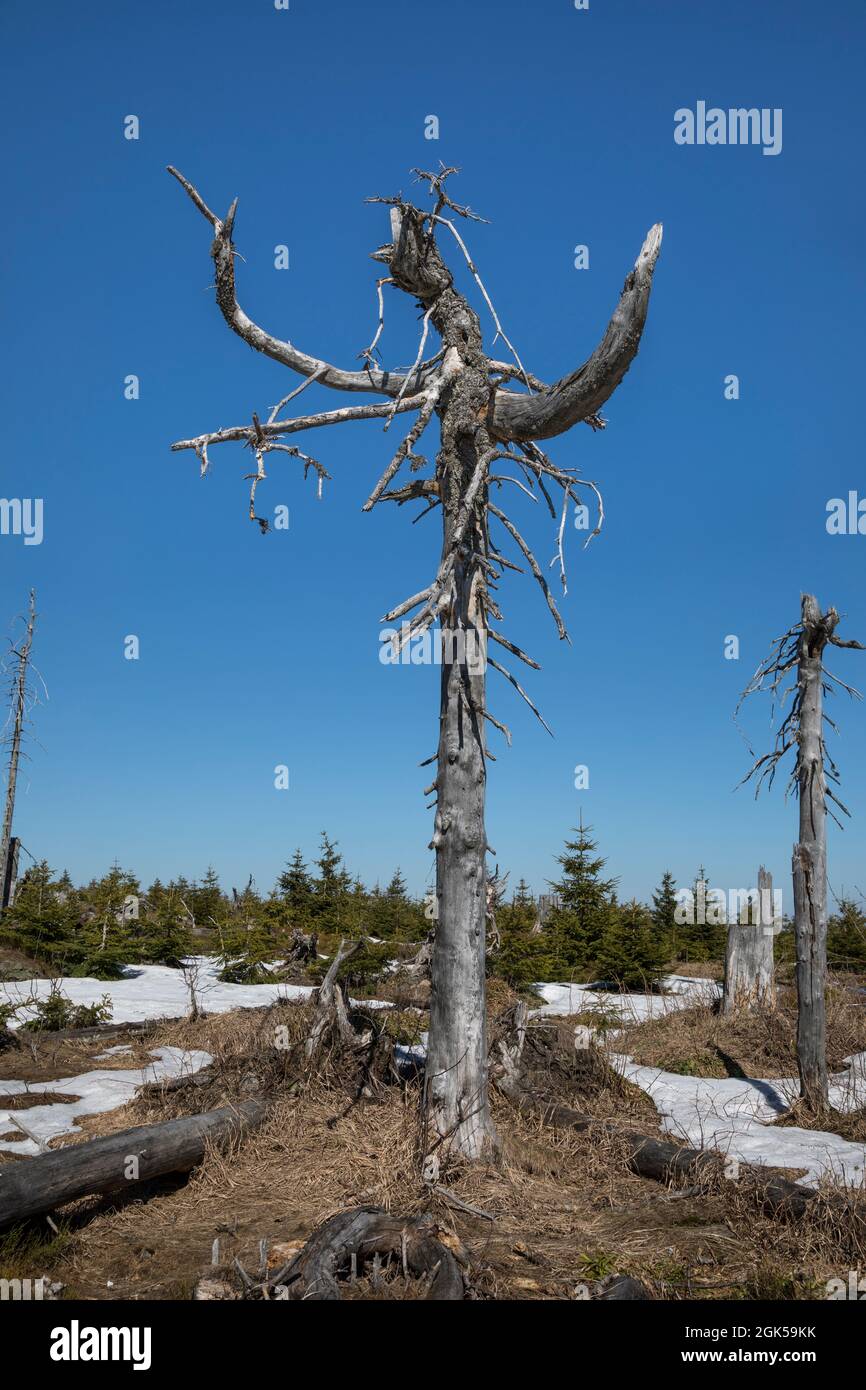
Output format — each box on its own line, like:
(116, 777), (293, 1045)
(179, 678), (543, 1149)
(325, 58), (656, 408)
(532, 973), (720, 1022)
(611, 1051), (866, 1187)
(2, 963), (864, 1186)
(0, 1046), (211, 1156)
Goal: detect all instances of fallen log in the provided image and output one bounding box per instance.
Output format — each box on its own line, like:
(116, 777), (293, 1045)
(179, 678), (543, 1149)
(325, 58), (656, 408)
(0, 1099), (266, 1228)
(17, 1018), (165, 1043)
(528, 1098), (866, 1238)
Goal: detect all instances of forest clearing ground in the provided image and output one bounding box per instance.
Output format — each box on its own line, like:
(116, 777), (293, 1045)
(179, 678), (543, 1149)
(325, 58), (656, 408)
(2, 997), (864, 1301)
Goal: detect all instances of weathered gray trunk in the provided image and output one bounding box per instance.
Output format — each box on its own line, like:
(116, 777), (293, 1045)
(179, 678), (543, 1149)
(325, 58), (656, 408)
(426, 305), (496, 1159)
(722, 865), (776, 1013)
(427, 443), (492, 1158)
(0, 591), (35, 910)
(793, 598), (830, 1111)
(375, 210), (498, 1159)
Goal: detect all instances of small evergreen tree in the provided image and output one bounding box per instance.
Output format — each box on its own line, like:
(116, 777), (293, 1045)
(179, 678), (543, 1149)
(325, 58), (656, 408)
(680, 865), (727, 962)
(368, 868), (425, 939)
(190, 865), (223, 922)
(652, 870), (679, 961)
(1, 860), (80, 967)
(138, 892), (193, 968)
(492, 893), (549, 988)
(277, 849), (314, 919)
(512, 877), (534, 907)
(216, 916), (274, 983)
(596, 898), (668, 991)
(828, 897), (866, 972)
(310, 832), (353, 932)
(545, 818), (617, 978)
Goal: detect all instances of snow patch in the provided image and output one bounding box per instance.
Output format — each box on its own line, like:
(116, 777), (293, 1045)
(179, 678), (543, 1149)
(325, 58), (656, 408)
(531, 974), (719, 1022)
(612, 1051), (866, 1187)
(0, 1046), (211, 1156)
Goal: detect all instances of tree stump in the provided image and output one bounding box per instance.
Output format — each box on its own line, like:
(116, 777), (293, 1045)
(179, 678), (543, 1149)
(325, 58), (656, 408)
(722, 865), (776, 1013)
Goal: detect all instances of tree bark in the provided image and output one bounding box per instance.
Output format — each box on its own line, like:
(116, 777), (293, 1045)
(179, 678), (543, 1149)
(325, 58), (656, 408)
(723, 865), (776, 1013)
(0, 1100), (266, 1228)
(427, 439), (493, 1158)
(793, 596), (831, 1112)
(0, 591), (36, 910)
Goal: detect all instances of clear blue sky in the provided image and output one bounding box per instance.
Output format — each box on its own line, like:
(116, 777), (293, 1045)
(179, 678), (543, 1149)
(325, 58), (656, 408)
(2, 0), (865, 907)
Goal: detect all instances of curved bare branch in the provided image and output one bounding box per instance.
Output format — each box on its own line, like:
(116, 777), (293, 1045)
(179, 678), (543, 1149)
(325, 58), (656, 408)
(167, 167), (435, 399)
(490, 223), (663, 443)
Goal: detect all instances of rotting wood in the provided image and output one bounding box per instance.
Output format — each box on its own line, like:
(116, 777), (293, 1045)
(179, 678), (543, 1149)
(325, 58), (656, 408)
(0, 1099), (266, 1228)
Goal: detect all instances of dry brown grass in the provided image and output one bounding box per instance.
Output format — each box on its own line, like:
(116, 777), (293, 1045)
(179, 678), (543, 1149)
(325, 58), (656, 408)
(3, 996), (866, 1301)
(0, 1030), (161, 1086)
(24, 1079), (865, 1302)
(615, 981), (866, 1080)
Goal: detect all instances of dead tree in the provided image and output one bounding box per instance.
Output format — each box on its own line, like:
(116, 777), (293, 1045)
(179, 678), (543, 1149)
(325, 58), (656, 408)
(168, 164), (662, 1158)
(0, 590), (38, 910)
(722, 865), (776, 1013)
(738, 594), (864, 1112)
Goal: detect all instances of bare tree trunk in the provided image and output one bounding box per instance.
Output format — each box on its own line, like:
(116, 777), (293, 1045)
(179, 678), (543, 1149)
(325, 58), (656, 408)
(793, 596), (830, 1112)
(722, 865), (775, 1013)
(427, 431), (494, 1159)
(0, 590), (36, 910)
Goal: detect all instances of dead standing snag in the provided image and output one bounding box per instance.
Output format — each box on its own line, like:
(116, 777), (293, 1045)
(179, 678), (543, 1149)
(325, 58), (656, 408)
(169, 164), (662, 1159)
(738, 594), (864, 1113)
(1, 589), (39, 910)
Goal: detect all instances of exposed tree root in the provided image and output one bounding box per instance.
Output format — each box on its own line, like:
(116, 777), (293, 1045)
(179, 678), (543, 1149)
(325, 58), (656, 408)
(223, 1207), (467, 1301)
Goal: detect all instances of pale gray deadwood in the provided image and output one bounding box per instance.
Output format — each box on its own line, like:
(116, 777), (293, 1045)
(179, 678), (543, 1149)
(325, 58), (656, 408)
(722, 865), (776, 1014)
(1, 589), (37, 909)
(168, 164), (662, 1159)
(304, 937), (367, 1060)
(0, 1101), (266, 1228)
(738, 594), (864, 1112)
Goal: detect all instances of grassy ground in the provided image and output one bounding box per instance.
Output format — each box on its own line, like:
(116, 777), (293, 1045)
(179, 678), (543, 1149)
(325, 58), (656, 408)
(615, 977), (866, 1080)
(1, 992), (865, 1301)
